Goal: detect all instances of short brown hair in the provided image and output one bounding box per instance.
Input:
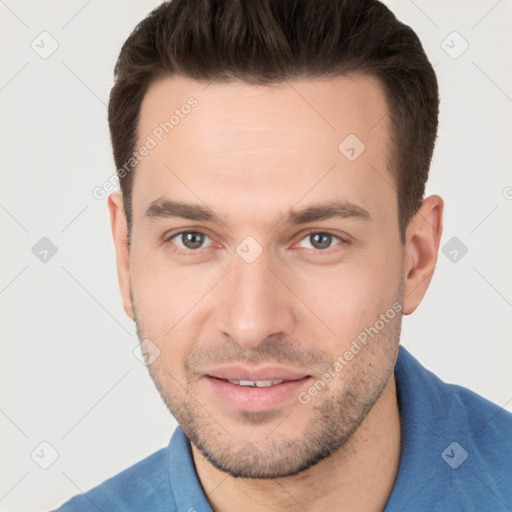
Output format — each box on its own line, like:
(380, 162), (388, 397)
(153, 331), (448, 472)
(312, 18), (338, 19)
(108, 0), (439, 240)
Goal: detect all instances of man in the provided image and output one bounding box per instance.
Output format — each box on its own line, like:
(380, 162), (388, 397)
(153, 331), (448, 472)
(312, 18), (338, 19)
(54, 0), (512, 510)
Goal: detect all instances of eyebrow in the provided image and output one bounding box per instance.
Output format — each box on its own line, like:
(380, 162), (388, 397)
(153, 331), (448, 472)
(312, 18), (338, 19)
(283, 200), (371, 225)
(143, 198), (371, 225)
(145, 199), (217, 222)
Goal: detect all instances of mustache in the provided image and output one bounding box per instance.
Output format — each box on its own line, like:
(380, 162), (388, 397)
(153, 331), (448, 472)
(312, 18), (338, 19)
(185, 334), (330, 372)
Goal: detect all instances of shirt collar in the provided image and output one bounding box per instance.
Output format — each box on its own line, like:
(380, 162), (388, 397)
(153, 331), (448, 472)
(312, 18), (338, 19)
(384, 345), (468, 510)
(168, 425), (214, 512)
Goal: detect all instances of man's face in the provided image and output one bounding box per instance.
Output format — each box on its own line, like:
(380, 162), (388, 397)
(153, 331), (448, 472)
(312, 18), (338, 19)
(126, 74), (405, 478)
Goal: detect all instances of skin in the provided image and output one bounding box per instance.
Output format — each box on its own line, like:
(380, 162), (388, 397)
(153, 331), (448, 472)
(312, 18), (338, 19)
(109, 74), (443, 512)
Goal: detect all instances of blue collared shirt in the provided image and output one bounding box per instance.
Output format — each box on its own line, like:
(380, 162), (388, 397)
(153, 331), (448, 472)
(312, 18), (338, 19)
(52, 346), (512, 511)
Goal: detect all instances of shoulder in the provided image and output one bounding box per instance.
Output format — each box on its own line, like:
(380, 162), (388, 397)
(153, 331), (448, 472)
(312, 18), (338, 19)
(392, 346), (512, 510)
(445, 381), (512, 467)
(399, 346), (512, 458)
(51, 446), (176, 512)
(431, 382), (512, 509)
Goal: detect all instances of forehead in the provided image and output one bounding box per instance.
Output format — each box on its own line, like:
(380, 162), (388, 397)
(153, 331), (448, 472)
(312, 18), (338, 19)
(133, 74), (394, 226)
(138, 73), (389, 153)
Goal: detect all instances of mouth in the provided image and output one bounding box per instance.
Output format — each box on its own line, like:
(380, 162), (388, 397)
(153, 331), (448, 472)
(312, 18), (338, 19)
(224, 379), (288, 388)
(203, 369), (313, 413)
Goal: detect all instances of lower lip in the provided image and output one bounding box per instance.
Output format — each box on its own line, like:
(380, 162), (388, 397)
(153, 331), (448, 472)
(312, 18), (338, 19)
(205, 376), (312, 413)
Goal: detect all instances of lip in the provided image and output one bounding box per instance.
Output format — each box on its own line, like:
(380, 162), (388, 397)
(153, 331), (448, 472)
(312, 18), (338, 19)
(203, 366), (313, 413)
(204, 365), (310, 381)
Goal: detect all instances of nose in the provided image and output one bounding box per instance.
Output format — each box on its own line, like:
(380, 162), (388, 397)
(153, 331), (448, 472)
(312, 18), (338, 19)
(213, 253), (296, 350)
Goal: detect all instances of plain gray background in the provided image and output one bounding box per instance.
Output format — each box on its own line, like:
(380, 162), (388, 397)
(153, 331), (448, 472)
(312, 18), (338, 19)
(1, 1), (511, 510)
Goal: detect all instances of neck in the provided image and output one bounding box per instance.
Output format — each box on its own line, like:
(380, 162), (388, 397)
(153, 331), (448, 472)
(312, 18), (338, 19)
(191, 375), (401, 512)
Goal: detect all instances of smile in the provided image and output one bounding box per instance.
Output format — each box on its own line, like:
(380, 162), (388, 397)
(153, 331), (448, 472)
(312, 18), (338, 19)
(227, 379), (285, 388)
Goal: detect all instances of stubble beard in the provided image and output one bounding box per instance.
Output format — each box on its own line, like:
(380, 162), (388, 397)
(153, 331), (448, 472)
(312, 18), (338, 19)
(131, 285), (403, 479)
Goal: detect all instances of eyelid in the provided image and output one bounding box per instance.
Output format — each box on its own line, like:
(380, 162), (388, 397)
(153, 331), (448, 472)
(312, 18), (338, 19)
(163, 227), (214, 242)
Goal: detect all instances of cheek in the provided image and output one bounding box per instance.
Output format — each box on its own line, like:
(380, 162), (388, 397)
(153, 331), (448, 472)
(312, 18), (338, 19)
(290, 246), (402, 350)
(130, 247), (227, 365)
(131, 244), (215, 311)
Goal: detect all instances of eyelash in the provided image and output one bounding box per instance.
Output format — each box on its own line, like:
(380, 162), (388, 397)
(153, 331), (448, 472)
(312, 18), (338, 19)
(163, 229), (348, 256)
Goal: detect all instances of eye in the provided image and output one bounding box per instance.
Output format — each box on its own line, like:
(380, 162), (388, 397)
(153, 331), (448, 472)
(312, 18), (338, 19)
(168, 231), (214, 250)
(297, 232), (343, 250)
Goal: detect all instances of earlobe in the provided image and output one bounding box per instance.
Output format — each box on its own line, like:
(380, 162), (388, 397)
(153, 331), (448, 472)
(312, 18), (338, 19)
(108, 192), (135, 320)
(402, 195), (444, 315)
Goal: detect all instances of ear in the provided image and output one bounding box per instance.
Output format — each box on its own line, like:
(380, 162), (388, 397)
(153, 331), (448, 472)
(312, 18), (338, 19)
(402, 195), (444, 315)
(108, 192), (134, 320)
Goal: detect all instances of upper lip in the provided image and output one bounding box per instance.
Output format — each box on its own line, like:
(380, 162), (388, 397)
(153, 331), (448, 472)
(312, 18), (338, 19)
(204, 366), (310, 381)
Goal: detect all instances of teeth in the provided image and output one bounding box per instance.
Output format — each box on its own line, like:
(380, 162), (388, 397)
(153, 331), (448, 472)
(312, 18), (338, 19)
(228, 379), (284, 388)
